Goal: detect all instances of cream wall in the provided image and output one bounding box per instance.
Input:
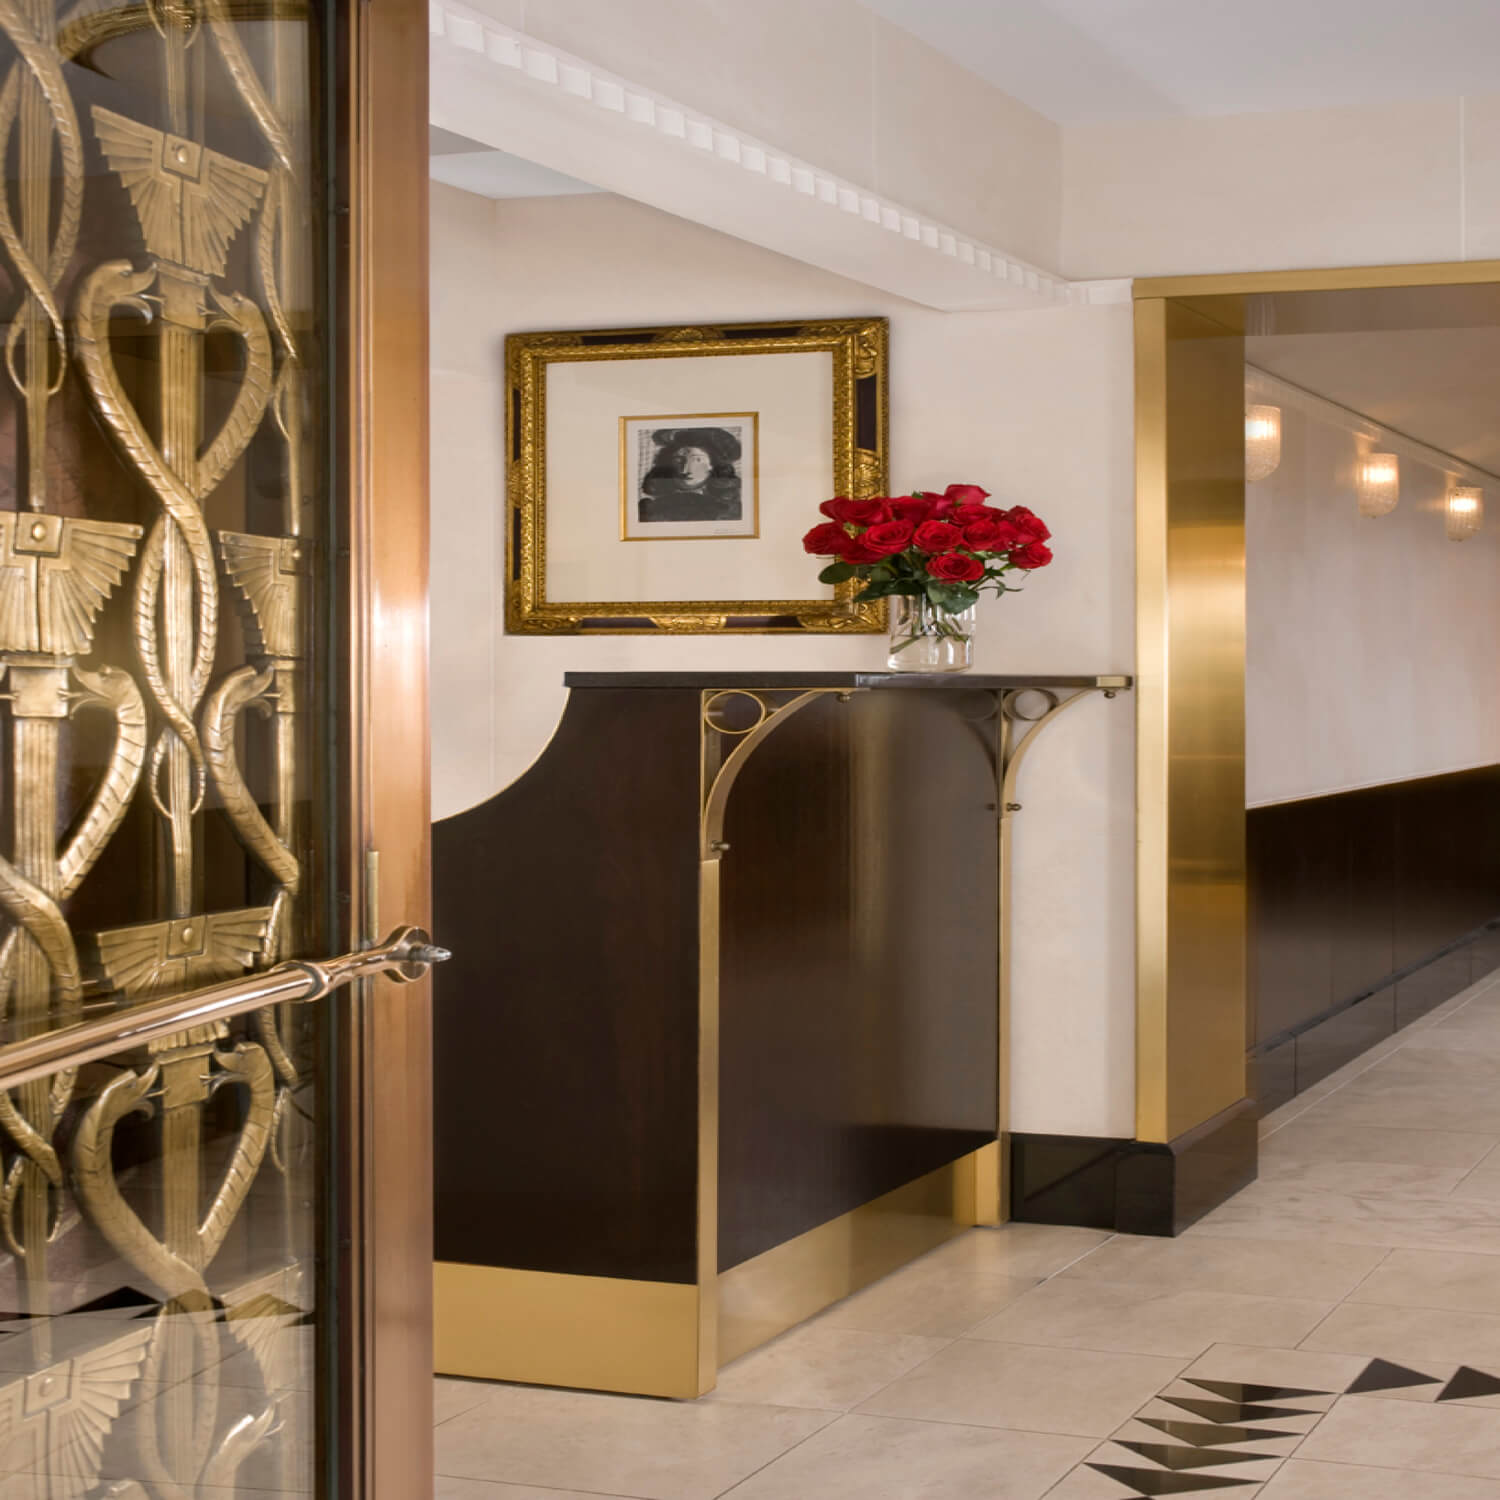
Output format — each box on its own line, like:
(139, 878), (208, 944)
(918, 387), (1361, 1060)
(1246, 400), (1500, 808)
(1062, 95), (1500, 279)
(430, 183), (1137, 1138)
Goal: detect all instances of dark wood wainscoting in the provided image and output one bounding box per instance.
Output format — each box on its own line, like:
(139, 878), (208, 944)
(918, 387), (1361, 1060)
(1249, 765), (1500, 1111)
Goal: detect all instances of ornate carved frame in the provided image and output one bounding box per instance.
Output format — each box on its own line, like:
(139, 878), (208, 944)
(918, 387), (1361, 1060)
(505, 317), (889, 634)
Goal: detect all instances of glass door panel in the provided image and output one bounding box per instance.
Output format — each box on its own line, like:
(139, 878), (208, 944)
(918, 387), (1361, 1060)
(0, 1), (339, 1495)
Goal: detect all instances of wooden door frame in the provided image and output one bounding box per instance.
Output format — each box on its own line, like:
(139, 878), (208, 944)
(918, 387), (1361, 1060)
(338, 0), (432, 1495)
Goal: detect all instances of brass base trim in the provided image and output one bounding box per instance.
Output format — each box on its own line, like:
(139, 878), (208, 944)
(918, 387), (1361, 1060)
(433, 1262), (703, 1399)
(718, 1148), (985, 1366)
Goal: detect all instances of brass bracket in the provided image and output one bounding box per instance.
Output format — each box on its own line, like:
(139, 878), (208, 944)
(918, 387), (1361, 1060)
(698, 687), (854, 860)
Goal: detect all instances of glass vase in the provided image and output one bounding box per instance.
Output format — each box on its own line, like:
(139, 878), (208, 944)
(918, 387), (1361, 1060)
(886, 595), (976, 673)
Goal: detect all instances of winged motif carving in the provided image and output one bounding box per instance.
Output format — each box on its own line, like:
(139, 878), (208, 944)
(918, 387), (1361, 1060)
(0, 513), (143, 656)
(217, 530), (304, 659)
(90, 907), (275, 1003)
(0, 1323), (153, 1500)
(91, 106), (268, 277)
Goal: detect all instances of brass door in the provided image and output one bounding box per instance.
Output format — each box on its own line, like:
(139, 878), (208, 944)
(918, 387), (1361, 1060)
(0, 1), (432, 1497)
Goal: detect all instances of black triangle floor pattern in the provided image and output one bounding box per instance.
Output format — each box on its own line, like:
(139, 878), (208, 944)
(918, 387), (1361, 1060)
(1138, 1417), (1304, 1447)
(1157, 1395), (1318, 1424)
(1184, 1379), (1327, 1403)
(1346, 1357), (1441, 1394)
(1113, 1442), (1268, 1471)
(1437, 1366), (1500, 1403)
(1086, 1465), (1259, 1495)
(1072, 1357), (1500, 1497)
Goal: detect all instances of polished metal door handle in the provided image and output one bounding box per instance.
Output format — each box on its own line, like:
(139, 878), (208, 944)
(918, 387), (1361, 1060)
(0, 926), (451, 1093)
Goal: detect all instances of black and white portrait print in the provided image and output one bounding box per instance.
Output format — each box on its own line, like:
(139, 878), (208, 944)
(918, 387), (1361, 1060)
(620, 414), (759, 540)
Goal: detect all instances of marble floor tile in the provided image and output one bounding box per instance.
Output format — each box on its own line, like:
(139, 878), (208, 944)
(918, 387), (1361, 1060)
(1309, 1084), (1500, 1136)
(855, 1337), (1185, 1436)
(1365, 1048), (1500, 1087)
(433, 1384), (835, 1500)
(810, 1265), (1037, 1337)
(706, 1324), (948, 1411)
(1296, 1393), (1500, 1478)
(915, 1224), (1112, 1280)
(966, 1276), (1333, 1358)
(1258, 1120), (1498, 1170)
(1455, 1160), (1500, 1203)
(1191, 1186), (1500, 1255)
(436, 1376), (492, 1426)
(1255, 1156), (1470, 1197)
(1057, 1232), (1388, 1301)
(1259, 1459), (1500, 1498)
(1349, 1248), (1500, 1316)
(1299, 1300), (1500, 1368)
(1178, 1341), (1369, 1393)
(717, 1413), (1091, 1498)
(1399, 1019), (1500, 1057)
(437, 1482), (637, 1500)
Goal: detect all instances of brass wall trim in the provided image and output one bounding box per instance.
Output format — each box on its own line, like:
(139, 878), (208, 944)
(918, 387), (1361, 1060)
(433, 1263), (703, 1400)
(718, 1150), (982, 1366)
(1134, 297), (1248, 1144)
(1135, 262), (1500, 1152)
(1134, 260), (1500, 299)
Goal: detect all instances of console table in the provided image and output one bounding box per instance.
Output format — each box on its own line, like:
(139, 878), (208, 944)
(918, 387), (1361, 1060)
(432, 671), (1128, 1397)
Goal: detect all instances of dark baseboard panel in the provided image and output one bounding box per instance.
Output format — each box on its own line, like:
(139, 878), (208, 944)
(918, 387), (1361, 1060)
(1010, 1099), (1258, 1237)
(1249, 764), (1500, 1112)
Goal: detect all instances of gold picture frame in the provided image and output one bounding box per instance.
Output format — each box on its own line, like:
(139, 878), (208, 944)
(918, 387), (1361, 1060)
(506, 318), (889, 634)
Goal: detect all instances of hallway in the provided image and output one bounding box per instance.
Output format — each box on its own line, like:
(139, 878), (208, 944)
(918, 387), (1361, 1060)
(433, 965), (1500, 1499)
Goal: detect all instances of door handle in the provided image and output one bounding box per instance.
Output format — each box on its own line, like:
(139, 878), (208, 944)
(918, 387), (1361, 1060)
(0, 926), (451, 1093)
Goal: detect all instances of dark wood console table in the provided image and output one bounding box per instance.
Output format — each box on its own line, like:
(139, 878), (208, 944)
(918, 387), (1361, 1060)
(432, 671), (1128, 1397)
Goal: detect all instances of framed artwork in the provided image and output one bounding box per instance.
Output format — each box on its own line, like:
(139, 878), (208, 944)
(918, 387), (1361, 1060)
(620, 414), (759, 541)
(505, 317), (888, 634)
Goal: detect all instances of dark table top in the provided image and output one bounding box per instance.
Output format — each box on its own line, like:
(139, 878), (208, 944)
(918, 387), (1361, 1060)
(562, 671), (1132, 690)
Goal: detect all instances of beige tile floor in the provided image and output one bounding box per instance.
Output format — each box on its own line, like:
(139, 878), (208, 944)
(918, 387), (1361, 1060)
(435, 968), (1500, 1499)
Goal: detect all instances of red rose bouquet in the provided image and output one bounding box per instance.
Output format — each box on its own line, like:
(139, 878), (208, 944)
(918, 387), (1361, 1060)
(804, 484), (1052, 668)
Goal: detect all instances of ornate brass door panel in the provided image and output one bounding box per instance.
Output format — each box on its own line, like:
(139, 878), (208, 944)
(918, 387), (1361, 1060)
(0, 1), (424, 1496)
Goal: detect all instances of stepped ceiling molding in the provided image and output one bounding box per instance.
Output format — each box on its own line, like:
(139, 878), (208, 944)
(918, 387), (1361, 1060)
(427, 1), (1128, 312)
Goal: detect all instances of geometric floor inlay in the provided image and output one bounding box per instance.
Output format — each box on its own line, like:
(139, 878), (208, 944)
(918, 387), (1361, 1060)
(1075, 1357), (1500, 1497)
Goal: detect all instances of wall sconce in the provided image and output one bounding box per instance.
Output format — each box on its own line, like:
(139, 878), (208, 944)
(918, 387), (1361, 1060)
(1245, 404), (1282, 483)
(1446, 485), (1483, 541)
(1356, 453), (1400, 517)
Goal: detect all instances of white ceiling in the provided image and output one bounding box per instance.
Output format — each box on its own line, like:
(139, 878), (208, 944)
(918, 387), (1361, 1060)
(862, 0), (1500, 123)
(429, 129), (601, 199)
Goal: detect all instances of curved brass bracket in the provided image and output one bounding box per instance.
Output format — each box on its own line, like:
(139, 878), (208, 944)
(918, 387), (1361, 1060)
(699, 688), (852, 859)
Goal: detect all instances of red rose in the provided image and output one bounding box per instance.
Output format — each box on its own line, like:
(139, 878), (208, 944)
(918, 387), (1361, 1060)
(1011, 541), (1053, 569)
(862, 520), (915, 556)
(964, 518), (1024, 551)
(952, 504), (993, 525)
(927, 551), (985, 582)
(842, 537), (888, 564)
(803, 521), (850, 556)
(913, 520), (963, 552)
(821, 496), (890, 526)
(944, 484), (991, 506)
(961, 518), (1004, 551)
(890, 495), (936, 524)
(1005, 506), (1051, 541)
(916, 490), (959, 518)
